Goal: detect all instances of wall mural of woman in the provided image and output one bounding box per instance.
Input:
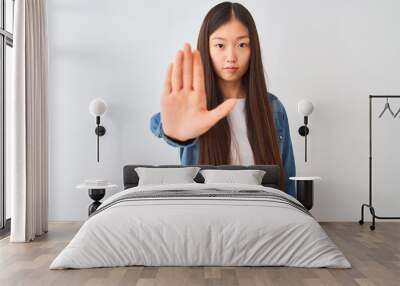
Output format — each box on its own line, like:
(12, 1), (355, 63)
(150, 2), (296, 197)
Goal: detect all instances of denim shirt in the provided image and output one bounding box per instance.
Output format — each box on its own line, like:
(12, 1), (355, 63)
(150, 93), (296, 198)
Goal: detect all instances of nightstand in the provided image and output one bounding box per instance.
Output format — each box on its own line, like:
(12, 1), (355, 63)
(76, 182), (117, 216)
(289, 177), (322, 210)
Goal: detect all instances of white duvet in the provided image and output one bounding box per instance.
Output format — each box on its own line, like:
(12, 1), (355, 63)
(50, 183), (351, 269)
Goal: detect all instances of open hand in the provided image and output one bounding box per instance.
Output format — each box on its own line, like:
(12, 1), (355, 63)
(161, 43), (237, 141)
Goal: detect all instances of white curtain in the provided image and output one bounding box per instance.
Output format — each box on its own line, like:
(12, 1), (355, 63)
(9, 0), (48, 242)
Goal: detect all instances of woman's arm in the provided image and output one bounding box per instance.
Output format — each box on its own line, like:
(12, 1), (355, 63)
(150, 112), (198, 148)
(281, 105), (297, 198)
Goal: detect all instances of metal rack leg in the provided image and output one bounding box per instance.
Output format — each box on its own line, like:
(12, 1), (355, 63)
(359, 203), (400, 230)
(359, 204), (367, 225)
(369, 207), (376, 231)
(359, 204), (376, 230)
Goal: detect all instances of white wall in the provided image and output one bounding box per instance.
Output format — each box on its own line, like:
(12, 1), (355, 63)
(47, 0), (400, 221)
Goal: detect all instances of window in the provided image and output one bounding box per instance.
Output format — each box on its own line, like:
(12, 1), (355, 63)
(0, 0), (14, 235)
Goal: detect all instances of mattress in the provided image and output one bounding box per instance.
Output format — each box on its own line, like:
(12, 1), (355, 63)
(49, 183), (351, 269)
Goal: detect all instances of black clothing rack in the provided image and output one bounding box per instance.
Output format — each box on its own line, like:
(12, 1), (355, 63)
(359, 95), (400, 230)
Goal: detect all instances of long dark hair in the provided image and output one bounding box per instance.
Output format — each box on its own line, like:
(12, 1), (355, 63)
(197, 2), (285, 191)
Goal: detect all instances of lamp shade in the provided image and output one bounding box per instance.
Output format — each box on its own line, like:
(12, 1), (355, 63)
(297, 99), (314, 116)
(89, 98), (107, 117)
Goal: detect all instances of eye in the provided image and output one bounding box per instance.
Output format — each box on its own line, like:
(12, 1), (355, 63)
(215, 43), (224, 49)
(239, 42), (249, 48)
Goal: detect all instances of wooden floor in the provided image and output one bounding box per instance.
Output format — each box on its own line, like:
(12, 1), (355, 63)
(0, 222), (399, 286)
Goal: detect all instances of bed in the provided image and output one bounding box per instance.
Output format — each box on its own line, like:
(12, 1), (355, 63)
(49, 164), (351, 269)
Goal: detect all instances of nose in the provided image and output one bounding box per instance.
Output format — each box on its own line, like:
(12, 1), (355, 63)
(225, 46), (237, 63)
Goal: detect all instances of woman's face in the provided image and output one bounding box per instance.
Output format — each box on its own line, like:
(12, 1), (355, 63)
(209, 18), (251, 83)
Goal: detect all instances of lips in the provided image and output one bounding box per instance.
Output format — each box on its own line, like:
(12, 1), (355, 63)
(224, 67), (239, 73)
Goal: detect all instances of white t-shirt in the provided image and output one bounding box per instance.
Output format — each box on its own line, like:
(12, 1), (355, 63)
(226, 98), (255, 165)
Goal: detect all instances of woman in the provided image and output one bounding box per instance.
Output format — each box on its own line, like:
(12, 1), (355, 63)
(150, 2), (296, 197)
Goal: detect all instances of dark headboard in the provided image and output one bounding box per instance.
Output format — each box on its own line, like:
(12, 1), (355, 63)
(123, 164), (280, 190)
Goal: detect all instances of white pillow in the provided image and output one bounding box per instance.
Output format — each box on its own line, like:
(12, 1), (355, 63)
(200, 169), (266, 185)
(135, 167), (201, 186)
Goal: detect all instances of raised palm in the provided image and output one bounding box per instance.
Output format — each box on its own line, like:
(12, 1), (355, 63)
(161, 43), (237, 141)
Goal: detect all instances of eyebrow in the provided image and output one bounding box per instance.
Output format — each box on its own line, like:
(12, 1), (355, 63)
(211, 35), (250, 41)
